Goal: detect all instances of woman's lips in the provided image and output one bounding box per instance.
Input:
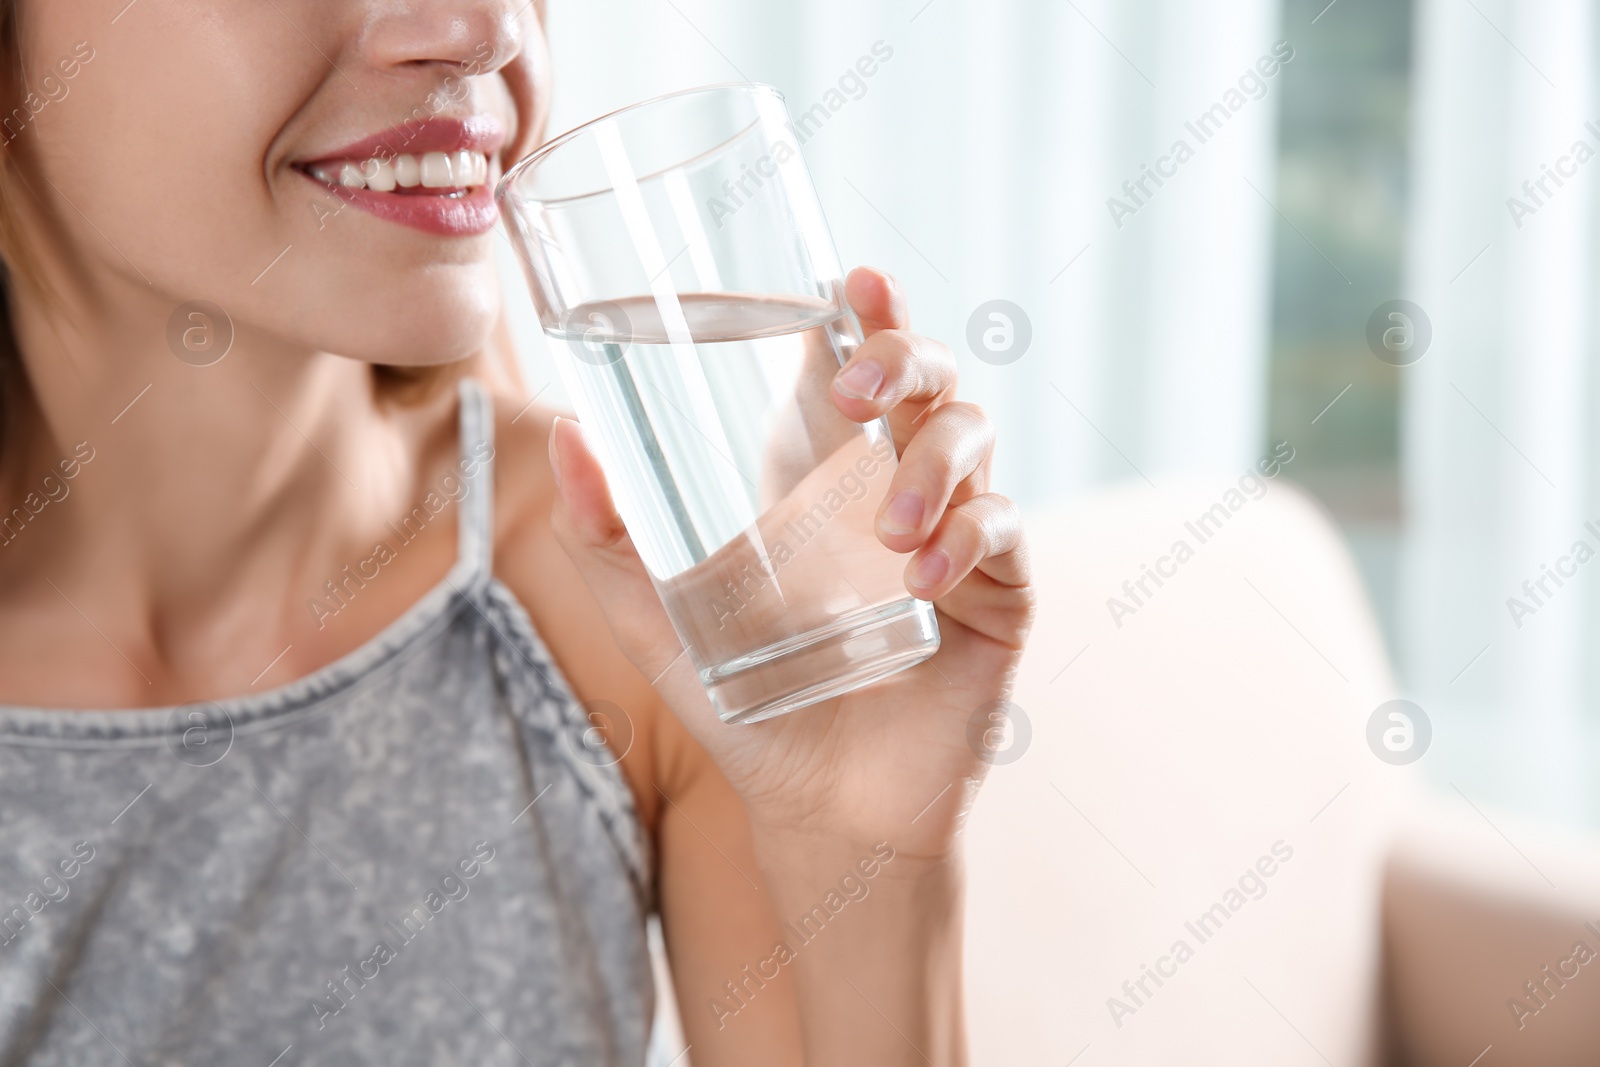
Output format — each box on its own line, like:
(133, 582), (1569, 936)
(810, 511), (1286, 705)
(294, 117), (506, 237)
(300, 171), (499, 237)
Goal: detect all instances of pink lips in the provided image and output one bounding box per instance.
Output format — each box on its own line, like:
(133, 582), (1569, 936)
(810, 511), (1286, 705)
(295, 115), (507, 237)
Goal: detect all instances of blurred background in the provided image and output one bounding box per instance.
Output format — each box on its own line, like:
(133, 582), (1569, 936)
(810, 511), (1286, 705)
(499, 0), (1600, 838)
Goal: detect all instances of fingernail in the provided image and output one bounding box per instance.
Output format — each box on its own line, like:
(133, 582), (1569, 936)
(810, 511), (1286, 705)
(913, 550), (950, 590)
(835, 360), (884, 401)
(881, 489), (924, 535)
(548, 419), (565, 489)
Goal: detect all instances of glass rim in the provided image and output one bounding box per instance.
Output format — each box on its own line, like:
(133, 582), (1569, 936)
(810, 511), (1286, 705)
(495, 81), (787, 208)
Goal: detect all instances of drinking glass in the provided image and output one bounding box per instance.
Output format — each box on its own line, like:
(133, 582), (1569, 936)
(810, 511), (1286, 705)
(497, 83), (939, 724)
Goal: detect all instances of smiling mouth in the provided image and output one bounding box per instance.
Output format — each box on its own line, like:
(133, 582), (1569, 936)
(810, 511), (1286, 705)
(290, 114), (506, 236)
(301, 150), (491, 196)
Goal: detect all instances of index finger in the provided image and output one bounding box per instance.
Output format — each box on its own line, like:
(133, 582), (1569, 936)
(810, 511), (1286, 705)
(845, 266), (908, 337)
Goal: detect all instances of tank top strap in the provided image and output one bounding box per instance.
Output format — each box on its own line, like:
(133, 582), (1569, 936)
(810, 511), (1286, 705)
(454, 376), (495, 587)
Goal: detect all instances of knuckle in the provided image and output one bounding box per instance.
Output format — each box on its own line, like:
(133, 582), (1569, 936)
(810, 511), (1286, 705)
(973, 492), (1019, 545)
(863, 328), (915, 361)
(946, 495), (989, 535)
(1012, 580), (1041, 629)
(860, 331), (960, 399)
(931, 401), (994, 442)
(928, 340), (959, 388)
(959, 500), (992, 538)
(943, 399), (990, 427)
(984, 488), (1019, 516)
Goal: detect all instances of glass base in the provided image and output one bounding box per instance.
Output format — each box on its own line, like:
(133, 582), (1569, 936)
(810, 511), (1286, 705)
(703, 597), (940, 724)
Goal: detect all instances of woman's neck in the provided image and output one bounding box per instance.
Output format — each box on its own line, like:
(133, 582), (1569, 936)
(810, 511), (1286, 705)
(0, 280), (461, 704)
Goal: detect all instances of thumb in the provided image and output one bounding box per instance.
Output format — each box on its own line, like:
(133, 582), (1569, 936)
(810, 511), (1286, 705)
(548, 415), (629, 550)
(548, 416), (684, 678)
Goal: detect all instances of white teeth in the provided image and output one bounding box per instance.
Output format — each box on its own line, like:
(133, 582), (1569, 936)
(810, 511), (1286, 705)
(362, 158), (397, 192)
(420, 151), (453, 188)
(395, 154), (421, 188)
(309, 150), (489, 193)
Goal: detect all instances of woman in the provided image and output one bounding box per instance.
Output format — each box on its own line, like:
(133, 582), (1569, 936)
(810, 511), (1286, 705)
(0, 1), (1033, 1063)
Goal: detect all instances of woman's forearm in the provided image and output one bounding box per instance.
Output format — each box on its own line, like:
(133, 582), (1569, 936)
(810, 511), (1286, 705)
(749, 828), (968, 1066)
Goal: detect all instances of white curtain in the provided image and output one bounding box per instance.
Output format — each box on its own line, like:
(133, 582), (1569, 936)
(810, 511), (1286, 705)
(501, 0), (1283, 508)
(1405, 0), (1598, 824)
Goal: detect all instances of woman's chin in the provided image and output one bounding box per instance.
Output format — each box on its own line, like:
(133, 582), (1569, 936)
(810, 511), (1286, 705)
(350, 333), (490, 367)
(314, 295), (500, 366)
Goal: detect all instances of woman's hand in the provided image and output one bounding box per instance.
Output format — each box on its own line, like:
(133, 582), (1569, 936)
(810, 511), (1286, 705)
(548, 266), (1035, 866)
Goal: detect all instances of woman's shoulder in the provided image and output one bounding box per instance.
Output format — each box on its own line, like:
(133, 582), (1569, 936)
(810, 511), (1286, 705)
(482, 387), (560, 583)
(481, 385), (675, 835)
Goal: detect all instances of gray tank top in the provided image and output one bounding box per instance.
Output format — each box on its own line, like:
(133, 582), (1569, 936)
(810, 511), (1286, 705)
(0, 379), (655, 1066)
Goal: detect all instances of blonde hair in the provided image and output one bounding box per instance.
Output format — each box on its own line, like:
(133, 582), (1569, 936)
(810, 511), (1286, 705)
(0, 0), (34, 284)
(0, 0), (31, 447)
